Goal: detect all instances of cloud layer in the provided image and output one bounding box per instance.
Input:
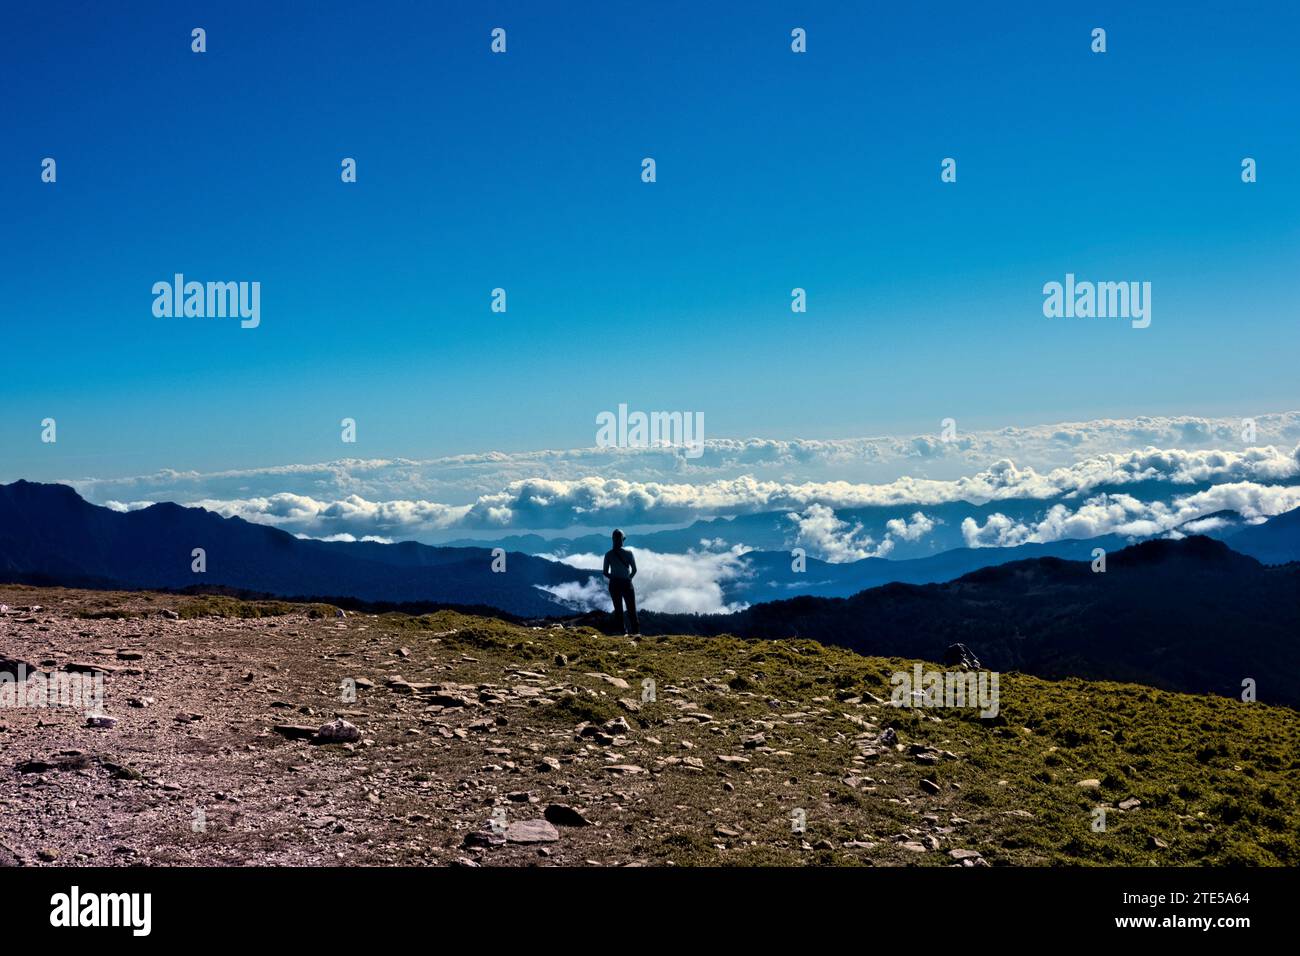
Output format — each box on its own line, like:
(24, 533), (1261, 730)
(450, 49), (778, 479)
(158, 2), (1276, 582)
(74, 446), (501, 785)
(49, 411), (1300, 609)
(99, 442), (1300, 540)
(961, 481), (1300, 548)
(67, 411), (1300, 515)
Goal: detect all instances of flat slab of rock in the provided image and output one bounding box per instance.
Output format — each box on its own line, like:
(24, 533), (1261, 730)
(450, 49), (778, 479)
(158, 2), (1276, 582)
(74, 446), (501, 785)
(585, 672), (630, 690)
(64, 661), (117, 674)
(273, 724), (318, 740)
(425, 693), (474, 707)
(506, 820), (560, 843)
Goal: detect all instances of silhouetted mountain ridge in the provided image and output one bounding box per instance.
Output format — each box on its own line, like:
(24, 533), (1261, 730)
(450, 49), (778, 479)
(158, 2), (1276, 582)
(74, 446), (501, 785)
(0, 481), (587, 616)
(5, 481), (1299, 705)
(636, 535), (1300, 707)
(1225, 505), (1300, 565)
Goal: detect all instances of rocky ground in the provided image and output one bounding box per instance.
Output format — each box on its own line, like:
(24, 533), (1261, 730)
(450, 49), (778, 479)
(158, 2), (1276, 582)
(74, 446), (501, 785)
(1, 585), (1296, 867)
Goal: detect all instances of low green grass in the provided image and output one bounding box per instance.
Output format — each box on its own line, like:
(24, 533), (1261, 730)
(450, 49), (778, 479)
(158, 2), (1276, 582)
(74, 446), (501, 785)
(407, 610), (1300, 866)
(177, 596), (301, 619)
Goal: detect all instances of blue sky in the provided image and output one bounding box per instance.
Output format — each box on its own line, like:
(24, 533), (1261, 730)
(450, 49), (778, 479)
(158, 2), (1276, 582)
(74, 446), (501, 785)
(2, 0), (1298, 483)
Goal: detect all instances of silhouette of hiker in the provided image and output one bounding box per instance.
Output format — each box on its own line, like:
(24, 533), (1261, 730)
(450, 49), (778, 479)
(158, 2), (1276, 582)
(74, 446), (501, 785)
(603, 528), (639, 636)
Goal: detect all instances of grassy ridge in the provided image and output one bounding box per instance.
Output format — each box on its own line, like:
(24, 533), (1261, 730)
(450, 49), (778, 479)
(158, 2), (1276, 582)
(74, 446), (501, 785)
(39, 587), (1296, 867)
(392, 610), (1300, 866)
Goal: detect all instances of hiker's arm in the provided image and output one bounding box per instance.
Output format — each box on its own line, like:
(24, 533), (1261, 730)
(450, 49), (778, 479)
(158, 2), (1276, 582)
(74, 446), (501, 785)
(602, 553), (611, 578)
(628, 552), (637, 578)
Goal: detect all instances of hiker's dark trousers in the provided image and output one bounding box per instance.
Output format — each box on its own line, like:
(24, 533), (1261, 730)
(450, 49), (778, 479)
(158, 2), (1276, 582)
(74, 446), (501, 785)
(609, 578), (639, 635)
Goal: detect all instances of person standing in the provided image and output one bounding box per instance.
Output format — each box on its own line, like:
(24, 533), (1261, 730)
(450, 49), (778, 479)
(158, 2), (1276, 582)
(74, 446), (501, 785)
(603, 528), (639, 636)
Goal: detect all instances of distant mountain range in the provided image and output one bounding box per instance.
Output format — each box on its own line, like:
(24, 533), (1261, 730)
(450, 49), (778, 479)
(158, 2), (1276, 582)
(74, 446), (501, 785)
(446, 479), (1300, 563)
(1224, 505), (1300, 564)
(0, 481), (586, 616)
(4, 480), (1298, 706)
(637, 536), (1300, 707)
(4, 481), (1299, 614)
(720, 536), (1134, 604)
(446, 495), (1300, 607)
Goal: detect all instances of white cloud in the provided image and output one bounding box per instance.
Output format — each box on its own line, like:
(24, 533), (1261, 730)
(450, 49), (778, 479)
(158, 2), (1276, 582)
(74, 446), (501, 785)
(293, 533), (395, 544)
(62, 411), (1300, 511)
(104, 500), (154, 512)
(784, 507), (940, 563)
(538, 547), (752, 615)
(961, 512), (1031, 549)
(185, 493), (472, 535)
(885, 511), (938, 542)
(788, 504), (884, 562)
(961, 483), (1300, 548)
(1181, 516), (1231, 534)
(93, 444), (1300, 541)
(51, 411), (1300, 547)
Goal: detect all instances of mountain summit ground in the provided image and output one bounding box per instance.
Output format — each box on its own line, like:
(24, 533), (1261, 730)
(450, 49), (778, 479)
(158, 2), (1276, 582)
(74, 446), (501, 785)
(1, 585), (1295, 867)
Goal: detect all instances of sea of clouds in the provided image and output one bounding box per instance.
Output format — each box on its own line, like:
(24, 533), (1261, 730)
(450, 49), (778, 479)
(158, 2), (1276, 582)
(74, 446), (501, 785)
(52, 411), (1300, 614)
(93, 442), (1300, 538)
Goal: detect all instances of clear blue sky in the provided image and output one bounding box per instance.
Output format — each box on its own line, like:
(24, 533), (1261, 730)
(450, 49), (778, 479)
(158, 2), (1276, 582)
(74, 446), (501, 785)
(2, 0), (1297, 481)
